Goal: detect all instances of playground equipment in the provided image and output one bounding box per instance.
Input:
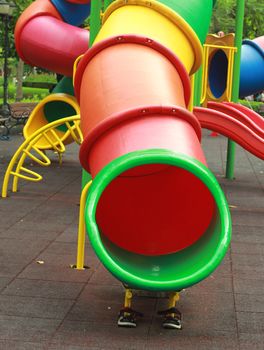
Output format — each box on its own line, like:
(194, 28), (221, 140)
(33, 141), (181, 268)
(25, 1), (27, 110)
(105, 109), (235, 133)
(205, 34), (264, 100)
(74, 0), (232, 291)
(13, 0), (90, 148)
(1, 115), (82, 198)
(23, 94), (80, 149)
(3, 0), (264, 328)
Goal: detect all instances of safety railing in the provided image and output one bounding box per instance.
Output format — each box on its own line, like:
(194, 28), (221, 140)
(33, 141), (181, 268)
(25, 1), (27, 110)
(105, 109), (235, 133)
(2, 115), (82, 198)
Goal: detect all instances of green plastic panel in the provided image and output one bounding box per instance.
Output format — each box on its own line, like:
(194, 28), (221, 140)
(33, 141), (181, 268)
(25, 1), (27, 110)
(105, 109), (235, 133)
(44, 77), (76, 132)
(158, 0), (214, 43)
(85, 149), (231, 291)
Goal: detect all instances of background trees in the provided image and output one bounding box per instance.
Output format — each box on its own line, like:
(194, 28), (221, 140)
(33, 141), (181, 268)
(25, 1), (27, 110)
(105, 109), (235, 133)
(0, 0), (263, 102)
(211, 0), (264, 38)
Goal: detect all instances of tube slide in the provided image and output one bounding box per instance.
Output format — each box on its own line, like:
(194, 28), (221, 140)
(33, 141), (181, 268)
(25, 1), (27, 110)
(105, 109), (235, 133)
(193, 106), (264, 160)
(75, 0), (231, 291)
(14, 0), (90, 143)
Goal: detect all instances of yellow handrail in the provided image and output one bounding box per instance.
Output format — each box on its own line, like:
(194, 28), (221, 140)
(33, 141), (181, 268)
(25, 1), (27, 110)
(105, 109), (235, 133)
(65, 120), (83, 145)
(73, 54), (84, 86)
(10, 166), (43, 182)
(42, 129), (66, 153)
(23, 146), (51, 167)
(2, 115), (81, 198)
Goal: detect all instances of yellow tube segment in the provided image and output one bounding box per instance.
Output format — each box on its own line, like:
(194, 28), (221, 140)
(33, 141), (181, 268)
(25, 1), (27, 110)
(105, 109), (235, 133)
(24, 93), (80, 150)
(95, 0), (202, 74)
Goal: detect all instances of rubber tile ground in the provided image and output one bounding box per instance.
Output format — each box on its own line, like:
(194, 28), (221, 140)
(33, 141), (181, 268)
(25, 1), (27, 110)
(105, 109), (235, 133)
(0, 131), (263, 350)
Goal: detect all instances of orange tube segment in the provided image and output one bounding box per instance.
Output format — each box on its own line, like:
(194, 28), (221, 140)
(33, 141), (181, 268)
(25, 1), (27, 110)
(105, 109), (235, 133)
(75, 35), (191, 137)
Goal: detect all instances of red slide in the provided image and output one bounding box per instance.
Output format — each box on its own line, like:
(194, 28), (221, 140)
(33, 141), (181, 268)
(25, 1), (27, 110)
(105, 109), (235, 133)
(193, 106), (264, 160)
(207, 101), (264, 139)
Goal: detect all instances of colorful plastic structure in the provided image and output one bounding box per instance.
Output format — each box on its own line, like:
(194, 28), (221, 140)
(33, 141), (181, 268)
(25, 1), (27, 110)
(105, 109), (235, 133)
(14, 0), (90, 146)
(4, 0), (264, 327)
(74, 0), (232, 292)
(1, 115), (82, 198)
(206, 34), (264, 99)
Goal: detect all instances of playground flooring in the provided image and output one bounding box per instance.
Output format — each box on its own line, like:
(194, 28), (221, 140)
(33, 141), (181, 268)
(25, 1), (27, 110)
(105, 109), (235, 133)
(0, 131), (263, 350)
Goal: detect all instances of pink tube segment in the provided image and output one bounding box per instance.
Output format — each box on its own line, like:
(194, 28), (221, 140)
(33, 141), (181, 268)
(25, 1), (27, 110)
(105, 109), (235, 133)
(20, 16), (89, 76)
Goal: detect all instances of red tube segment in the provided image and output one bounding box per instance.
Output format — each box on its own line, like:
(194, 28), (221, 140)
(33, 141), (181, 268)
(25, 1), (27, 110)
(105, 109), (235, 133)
(80, 108), (213, 256)
(77, 35), (216, 256)
(75, 35), (191, 136)
(20, 16), (89, 76)
(15, 0), (62, 60)
(80, 106), (202, 175)
(15, 0), (89, 76)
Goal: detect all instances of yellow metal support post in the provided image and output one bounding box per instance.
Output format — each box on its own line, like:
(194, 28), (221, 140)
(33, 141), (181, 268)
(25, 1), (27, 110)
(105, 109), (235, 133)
(75, 180), (93, 270)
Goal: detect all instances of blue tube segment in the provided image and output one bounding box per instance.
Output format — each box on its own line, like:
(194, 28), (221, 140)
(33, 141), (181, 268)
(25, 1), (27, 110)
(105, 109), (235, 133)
(239, 40), (264, 98)
(51, 0), (91, 26)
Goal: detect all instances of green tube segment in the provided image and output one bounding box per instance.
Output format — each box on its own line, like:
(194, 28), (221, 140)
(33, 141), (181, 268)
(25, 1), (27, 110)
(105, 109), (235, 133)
(85, 149), (231, 292)
(103, 0), (215, 44)
(44, 77), (76, 132)
(153, 0), (214, 43)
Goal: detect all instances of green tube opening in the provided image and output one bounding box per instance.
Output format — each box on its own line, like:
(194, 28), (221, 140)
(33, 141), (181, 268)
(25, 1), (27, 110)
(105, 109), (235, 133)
(85, 149), (231, 291)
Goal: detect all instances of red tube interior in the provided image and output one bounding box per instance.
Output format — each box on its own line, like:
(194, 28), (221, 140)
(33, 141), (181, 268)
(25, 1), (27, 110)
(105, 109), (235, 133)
(96, 164), (215, 256)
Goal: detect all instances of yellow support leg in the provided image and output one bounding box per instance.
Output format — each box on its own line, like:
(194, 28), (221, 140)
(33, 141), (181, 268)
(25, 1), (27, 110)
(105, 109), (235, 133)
(168, 292), (180, 318)
(124, 288), (133, 309)
(75, 180), (93, 270)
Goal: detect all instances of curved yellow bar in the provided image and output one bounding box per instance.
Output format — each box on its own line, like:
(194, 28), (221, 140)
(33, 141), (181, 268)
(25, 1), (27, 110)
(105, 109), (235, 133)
(2, 115), (81, 198)
(24, 93), (80, 150)
(95, 0), (202, 74)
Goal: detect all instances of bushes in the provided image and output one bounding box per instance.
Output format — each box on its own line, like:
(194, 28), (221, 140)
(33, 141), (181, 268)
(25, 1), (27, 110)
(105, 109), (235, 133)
(0, 75), (54, 103)
(24, 73), (56, 83)
(239, 99), (263, 113)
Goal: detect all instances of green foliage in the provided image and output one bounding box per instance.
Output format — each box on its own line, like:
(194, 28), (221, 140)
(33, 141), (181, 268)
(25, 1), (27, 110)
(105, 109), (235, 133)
(239, 99), (263, 113)
(24, 73), (57, 83)
(211, 0), (264, 39)
(0, 77), (49, 103)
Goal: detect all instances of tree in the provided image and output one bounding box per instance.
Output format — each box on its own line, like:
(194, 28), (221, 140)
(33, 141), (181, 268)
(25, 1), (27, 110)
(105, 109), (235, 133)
(244, 0), (264, 39)
(211, 0), (264, 39)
